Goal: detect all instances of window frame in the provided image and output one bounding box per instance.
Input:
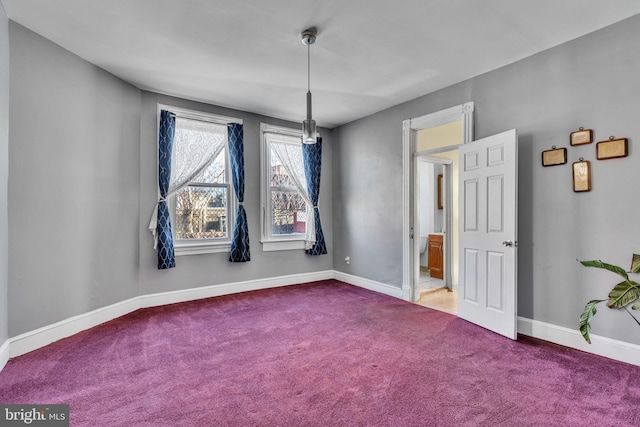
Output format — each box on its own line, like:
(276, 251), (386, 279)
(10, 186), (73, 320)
(157, 104), (242, 256)
(260, 123), (308, 252)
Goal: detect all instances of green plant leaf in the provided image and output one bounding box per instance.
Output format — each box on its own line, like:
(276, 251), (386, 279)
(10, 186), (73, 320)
(607, 280), (640, 309)
(631, 254), (640, 274)
(579, 300), (604, 344)
(579, 259), (629, 281)
(632, 301), (640, 310)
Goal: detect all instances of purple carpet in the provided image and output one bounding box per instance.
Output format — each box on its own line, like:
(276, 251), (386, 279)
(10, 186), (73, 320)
(1, 280), (639, 426)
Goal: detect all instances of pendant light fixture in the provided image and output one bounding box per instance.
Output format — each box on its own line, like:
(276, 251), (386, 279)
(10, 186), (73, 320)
(301, 27), (317, 144)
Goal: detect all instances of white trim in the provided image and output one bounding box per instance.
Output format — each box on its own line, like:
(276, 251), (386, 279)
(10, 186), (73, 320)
(0, 339), (9, 372)
(261, 123), (302, 138)
(175, 241), (231, 256)
(9, 297), (140, 358)
(517, 316), (640, 367)
(4, 272), (638, 369)
(259, 122), (309, 250)
(402, 103), (474, 302)
(461, 102), (474, 144)
(402, 119), (412, 301)
(7, 271), (332, 359)
(139, 270), (333, 308)
(261, 240), (306, 252)
(9, 298), (140, 357)
(157, 103), (242, 125)
(333, 271), (404, 299)
(409, 102), (474, 130)
(415, 146), (462, 157)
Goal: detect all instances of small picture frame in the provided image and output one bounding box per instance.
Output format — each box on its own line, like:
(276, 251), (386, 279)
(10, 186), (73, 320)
(631, 254), (640, 274)
(541, 147), (567, 166)
(596, 137), (628, 160)
(570, 128), (593, 146)
(572, 159), (591, 192)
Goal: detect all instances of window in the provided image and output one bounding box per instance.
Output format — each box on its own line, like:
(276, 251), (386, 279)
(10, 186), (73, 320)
(160, 105), (241, 255)
(173, 118), (230, 240)
(261, 123), (309, 251)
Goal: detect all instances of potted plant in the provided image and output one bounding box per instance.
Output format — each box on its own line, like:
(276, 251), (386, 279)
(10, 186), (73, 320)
(578, 255), (640, 343)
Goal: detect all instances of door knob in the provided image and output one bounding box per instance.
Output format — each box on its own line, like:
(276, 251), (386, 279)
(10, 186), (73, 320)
(502, 240), (517, 247)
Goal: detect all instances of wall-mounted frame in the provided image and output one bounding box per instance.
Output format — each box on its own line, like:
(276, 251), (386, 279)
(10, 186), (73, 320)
(570, 128), (593, 146)
(541, 146), (567, 166)
(596, 137), (628, 160)
(631, 254), (640, 274)
(572, 159), (591, 192)
(437, 174), (443, 210)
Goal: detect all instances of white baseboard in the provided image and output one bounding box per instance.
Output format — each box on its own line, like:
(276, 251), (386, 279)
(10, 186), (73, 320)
(9, 297), (140, 358)
(333, 271), (404, 299)
(5, 272), (638, 369)
(0, 339), (9, 372)
(8, 270), (334, 359)
(139, 270), (334, 308)
(517, 317), (640, 367)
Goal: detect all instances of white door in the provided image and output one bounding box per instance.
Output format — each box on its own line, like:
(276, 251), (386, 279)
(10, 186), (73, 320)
(458, 129), (518, 339)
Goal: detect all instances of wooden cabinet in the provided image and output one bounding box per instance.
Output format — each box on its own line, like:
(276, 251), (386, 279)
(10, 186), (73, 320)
(427, 234), (444, 279)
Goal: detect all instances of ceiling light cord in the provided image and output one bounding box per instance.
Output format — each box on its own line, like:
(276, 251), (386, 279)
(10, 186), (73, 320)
(307, 42), (310, 92)
(307, 42), (312, 122)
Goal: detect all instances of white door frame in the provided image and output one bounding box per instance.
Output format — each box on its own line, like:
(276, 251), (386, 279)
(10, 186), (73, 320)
(402, 102), (475, 301)
(413, 155), (454, 301)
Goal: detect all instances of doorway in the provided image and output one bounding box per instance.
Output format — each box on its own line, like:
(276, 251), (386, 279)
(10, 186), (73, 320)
(415, 155), (455, 313)
(404, 106), (519, 339)
(401, 102), (475, 303)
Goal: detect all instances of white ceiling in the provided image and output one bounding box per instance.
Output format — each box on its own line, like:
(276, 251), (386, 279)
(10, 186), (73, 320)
(3, 0), (640, 128)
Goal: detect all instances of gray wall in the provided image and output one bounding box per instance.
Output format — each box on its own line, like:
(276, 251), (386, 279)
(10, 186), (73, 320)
(7, 23), (333, 337)
(7, 11), (639, 347)
(332, 112), (405, 286)
(8, 23), (141, 336)
(0, 3), (9, 345)
(138, 91), (333, 295)
(334, 14), (640, 345)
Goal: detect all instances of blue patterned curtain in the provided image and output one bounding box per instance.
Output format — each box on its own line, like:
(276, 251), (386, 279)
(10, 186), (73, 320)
(157, 110), (176, 269)
(302, 137), (327, 255)
(228, 123), (250, 262)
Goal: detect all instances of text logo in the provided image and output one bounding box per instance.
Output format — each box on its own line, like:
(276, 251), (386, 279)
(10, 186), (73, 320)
(0, 405), (69, 426)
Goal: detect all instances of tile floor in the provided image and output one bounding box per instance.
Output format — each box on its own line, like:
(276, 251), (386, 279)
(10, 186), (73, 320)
(418, 288), (458, 315)
(416, 270), (444, 292)
(416, 270), (457, 315)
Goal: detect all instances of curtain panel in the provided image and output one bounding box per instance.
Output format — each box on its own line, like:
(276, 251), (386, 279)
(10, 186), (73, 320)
(149, 115), (228, 268)
(156, 110), (176, 269)
(228, 123), (250, 262)
(302, 137), (327, 255)
(167, 118), (226, 196)
(270, 141), (316, 248)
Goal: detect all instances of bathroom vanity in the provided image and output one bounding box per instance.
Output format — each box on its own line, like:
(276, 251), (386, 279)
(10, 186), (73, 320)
(427, 234), (444, 279)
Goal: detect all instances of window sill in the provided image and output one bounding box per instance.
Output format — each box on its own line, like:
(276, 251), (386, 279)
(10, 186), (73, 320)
(175, 241), (230, 256)
(261, 239), (306, 252)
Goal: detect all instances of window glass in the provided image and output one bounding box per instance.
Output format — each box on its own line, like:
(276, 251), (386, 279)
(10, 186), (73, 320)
(261, 125), (308, 248)
(171, 117), (231, 243)
(270, 146), (307, 236)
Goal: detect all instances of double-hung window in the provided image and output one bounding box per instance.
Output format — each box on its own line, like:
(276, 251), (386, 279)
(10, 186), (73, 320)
(261, 123), (309, 251)
(160, 105), (240, 255)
